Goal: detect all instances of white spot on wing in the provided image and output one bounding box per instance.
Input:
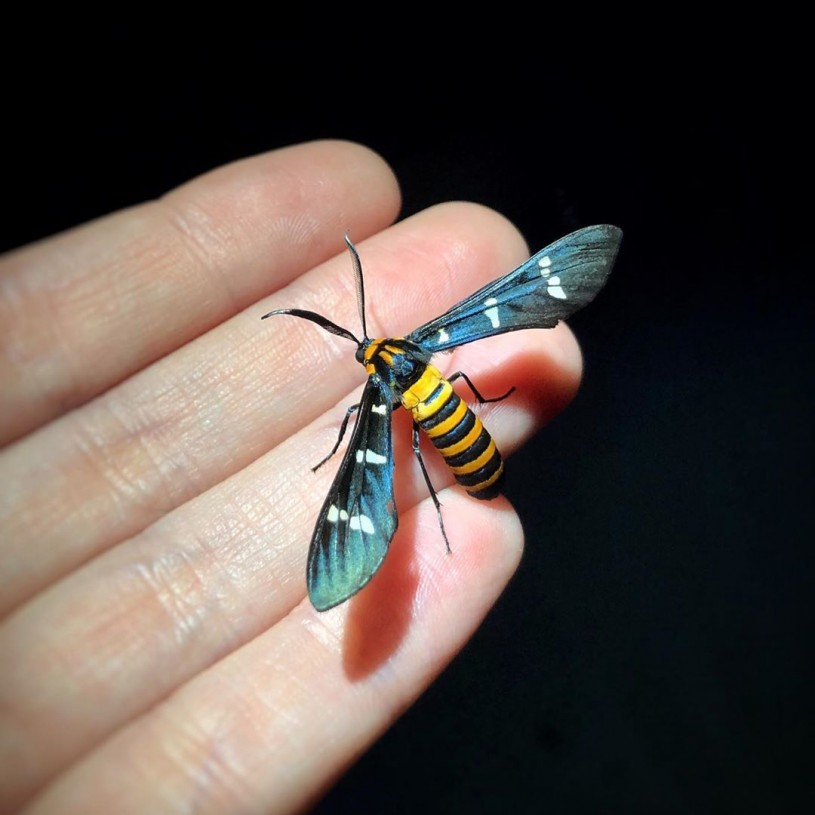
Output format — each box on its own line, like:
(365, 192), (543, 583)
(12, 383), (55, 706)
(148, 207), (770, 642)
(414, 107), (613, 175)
(355, 448), (387, 464)
(546, 275), (567, 299)
(371, 404), (387, 415)
(438, 328), (450, 343)
(327, 505), (340, 523)
(539, 256), (566, 298)
(350, 514), (375, 534)
(483, 297), (500, 328)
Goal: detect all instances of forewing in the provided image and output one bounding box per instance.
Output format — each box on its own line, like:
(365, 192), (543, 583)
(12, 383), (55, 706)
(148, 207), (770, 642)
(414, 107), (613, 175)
(407, 224), (622, 353)
(307, 378), (396, 611)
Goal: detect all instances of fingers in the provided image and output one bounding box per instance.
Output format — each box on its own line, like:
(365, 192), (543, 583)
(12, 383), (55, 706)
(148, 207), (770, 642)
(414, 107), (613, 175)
(0, 202), (532, 616)
(0, 188), (587, 812)
(24, 494), (524, 815)
(0, 140), (400, 445)
(0, 316), (577, 812)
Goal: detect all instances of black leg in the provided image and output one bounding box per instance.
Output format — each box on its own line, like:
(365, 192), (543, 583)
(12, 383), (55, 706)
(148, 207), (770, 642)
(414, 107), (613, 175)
(312, 402), (360, 472)
(412, 421), (452, 553)
(448, 371), (515, 404)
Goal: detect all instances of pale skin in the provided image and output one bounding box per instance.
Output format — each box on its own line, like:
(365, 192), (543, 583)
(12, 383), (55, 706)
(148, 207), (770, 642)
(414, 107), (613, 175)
(0, 141), (584, 814)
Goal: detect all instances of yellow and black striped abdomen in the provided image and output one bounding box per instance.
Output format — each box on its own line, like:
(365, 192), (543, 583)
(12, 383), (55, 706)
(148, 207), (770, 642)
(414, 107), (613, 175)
(403, 364), (505, 500)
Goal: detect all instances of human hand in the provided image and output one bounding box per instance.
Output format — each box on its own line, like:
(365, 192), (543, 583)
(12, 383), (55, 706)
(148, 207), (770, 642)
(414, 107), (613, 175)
(0, 141), (584, 814)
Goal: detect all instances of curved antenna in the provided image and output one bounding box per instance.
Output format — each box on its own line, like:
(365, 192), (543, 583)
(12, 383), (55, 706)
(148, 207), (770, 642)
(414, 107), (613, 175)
(344, 235), (368, 341)
(261, 308), (360, 345)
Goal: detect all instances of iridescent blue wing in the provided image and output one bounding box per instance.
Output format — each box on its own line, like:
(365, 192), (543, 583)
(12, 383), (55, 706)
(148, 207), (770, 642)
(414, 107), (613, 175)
(307, 377), (397, 611)
(407, 225), (622, 353)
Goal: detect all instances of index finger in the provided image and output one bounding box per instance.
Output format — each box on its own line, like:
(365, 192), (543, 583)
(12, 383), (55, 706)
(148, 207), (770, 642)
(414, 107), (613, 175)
(0, 141), (400, 445)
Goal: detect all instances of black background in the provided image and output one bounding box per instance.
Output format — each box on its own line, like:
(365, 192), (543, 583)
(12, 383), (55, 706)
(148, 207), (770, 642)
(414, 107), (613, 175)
(3, 35), (812, 815)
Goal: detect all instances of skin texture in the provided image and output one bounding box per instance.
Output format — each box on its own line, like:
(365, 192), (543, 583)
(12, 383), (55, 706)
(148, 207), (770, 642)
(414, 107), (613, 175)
(0, 141), (584, 815)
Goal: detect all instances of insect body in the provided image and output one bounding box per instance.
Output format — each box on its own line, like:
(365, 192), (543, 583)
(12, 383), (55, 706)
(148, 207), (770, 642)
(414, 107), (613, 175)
(263, 224), (622, 611)
(362, 340), (505, 500)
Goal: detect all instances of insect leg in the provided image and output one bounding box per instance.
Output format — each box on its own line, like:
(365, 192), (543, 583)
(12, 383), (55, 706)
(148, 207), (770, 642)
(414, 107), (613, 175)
(412, 421), (452, 553)
(448, 371), (515, 404)
(312, 402), (360, 472)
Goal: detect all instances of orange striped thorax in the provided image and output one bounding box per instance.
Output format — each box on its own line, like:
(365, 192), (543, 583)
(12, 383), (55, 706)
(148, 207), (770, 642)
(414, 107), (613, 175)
(360, 338), (505, 500)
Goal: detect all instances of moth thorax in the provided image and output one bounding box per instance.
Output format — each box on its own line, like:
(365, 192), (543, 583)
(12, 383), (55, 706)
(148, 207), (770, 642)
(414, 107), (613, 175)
(363, 338), (427, 392)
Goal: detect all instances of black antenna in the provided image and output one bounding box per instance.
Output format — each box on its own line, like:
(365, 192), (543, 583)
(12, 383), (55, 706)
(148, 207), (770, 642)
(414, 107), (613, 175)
(344, 235), (368, 341)
(261, 235), (372, 347)
(260, 307), (360, 344)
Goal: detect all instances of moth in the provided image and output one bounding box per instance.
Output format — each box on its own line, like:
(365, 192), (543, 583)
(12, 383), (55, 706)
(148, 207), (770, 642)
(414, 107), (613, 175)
(263, 225), (622, 610)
